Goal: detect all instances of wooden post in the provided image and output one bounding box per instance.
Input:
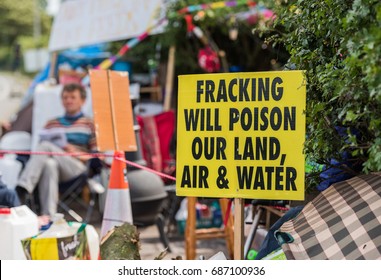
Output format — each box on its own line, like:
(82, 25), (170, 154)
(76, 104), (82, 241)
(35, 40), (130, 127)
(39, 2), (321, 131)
(49, 52), (58, 82)
(164, 46), (176, 111)
(234, 198), (244, 260)
(185, 196), (197, 260)
(219, 198), (234, 257)
(218, 50), (229, 73)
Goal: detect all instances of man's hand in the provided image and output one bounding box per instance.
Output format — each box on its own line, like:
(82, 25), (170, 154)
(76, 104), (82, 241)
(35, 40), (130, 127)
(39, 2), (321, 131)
(64, 144), (93, 162)
(1, 121), (11, 133)
(63, 144), (77, 153)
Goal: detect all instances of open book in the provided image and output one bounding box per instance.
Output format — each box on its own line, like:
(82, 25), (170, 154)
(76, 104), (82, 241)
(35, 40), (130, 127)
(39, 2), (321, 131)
(38, 128), (67, 148)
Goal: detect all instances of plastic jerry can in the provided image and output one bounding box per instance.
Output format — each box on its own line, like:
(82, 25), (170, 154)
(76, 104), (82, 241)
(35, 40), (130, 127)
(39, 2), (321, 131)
(71, 222), (100, 260)
(37, 213), (76, 238)
(0, 205), (39, 260)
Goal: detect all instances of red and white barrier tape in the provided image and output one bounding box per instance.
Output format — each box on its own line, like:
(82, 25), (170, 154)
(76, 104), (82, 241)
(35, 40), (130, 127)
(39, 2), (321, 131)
(0, 149), (176, 182)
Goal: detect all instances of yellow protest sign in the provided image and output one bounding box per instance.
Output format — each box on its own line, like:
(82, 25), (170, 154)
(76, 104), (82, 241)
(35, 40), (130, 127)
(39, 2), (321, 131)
(176, 71), (306, 200)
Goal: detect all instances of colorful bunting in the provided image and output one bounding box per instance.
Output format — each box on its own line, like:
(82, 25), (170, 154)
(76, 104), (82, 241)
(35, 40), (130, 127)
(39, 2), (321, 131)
(94, 17), (167, 70)
(177, 0), (257, 15)
(81, 0), (274, 82)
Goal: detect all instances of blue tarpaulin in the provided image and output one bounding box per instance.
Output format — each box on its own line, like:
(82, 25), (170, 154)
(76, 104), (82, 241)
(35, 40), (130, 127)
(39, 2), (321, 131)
(20, 44), (110, 108)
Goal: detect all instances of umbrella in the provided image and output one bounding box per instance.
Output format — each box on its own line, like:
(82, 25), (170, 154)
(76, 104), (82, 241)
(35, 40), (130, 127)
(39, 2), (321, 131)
(276, 172), (381, 260)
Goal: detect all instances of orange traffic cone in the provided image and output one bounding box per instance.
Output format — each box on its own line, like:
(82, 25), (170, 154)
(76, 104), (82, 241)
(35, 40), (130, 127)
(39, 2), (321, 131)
(100, 151), (133, 238)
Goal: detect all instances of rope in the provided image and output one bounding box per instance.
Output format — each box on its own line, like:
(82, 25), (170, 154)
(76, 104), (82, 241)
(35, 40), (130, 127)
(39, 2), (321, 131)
(0, 149), (176, 182)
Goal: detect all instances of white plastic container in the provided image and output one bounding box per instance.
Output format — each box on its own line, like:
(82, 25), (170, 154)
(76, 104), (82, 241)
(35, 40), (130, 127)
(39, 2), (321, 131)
(38, 214), (100, 260)
(38, 213), (76, 238)
(0, 205), (39, 260)
(71, 222), (100, 260)
(85, 224), (100, 260)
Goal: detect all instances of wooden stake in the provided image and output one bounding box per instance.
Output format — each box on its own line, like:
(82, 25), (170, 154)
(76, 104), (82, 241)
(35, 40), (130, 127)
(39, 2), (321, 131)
(48, 52), (57, 81)
(164, 46), (176, 111)
(220, 198), (234, 259)
(234, 198), (244, 260)
(185, 196), (197, 260)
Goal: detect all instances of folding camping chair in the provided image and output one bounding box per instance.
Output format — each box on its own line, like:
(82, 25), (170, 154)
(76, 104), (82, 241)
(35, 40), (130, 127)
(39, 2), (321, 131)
(58, 158), (105, 223)
(15, 155), (104, 223)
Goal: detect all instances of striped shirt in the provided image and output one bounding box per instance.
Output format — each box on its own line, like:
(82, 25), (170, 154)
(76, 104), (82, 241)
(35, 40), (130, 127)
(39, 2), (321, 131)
(44, 112), (96, 152)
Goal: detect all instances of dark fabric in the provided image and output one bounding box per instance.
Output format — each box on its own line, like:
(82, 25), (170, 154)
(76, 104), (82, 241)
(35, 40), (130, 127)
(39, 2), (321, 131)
(316, 126), (362, 191)
(255, 206), (304, 260)
(316, 157), (357, 191)
(16, 154), (30, 169)
(8, 101), (33, 134)
(0, 182), (20, 207)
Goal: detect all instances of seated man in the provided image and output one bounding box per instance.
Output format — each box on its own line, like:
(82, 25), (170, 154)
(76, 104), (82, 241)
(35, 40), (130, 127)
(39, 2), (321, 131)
(16, 83), (96, 216)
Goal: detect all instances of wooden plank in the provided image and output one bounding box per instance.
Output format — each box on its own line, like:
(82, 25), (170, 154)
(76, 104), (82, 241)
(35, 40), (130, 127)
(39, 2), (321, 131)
(89, 70), (115, 151)
(108, 71), (137, 151)
(195, 232), (226, 239)
(195, 228), (225, 234)
(49, 52), (57, 80)
(89, 70), (137, 151)
(140, 86), (162, 102)
(164, 46), (176, 111)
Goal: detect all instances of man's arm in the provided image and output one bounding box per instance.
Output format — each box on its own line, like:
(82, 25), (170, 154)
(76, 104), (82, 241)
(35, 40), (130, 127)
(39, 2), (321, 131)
(44, 117), (93, 162)
(66, 118), (100, 163)
(63, 144), (93, 162)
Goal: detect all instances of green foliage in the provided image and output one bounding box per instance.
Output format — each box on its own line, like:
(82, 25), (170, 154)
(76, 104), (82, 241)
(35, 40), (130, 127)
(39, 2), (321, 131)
(267, 0), (381, 180)
(17, 34), (50, 50)
(0, 0), (51, 44)
(0, 0), (51, 69)
(118, 0), (288, 75)
(163, 0), (286, 73)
